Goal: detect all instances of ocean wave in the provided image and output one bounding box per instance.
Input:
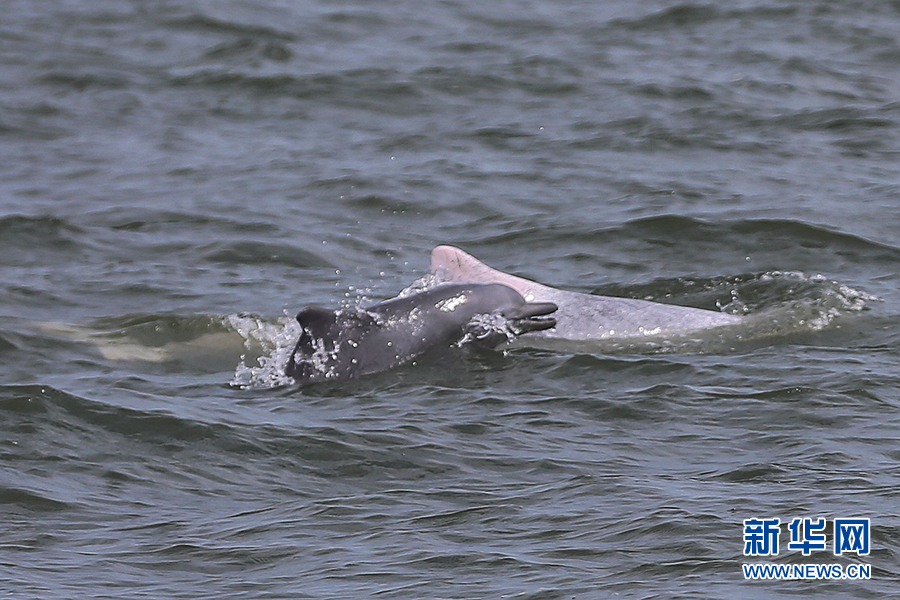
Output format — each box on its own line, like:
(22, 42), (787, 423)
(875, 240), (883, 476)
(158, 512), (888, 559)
(35, 313), (273, 374)
(0, 215), (91, 267)
(166, 67), (423, 109)
(0, 214), (83, 245)
(607, 4), (724, 32)
(161, 12), (298, 42)
(472, 216), (900, 268)
(0, 383), (263, 455)
(0, 383), (466, 484)
(0, 484), (73, 513)
(201, 240), (334, 269)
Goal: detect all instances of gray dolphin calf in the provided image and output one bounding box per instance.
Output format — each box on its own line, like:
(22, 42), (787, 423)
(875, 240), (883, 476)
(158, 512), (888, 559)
(429, 245), (743, 344)
(286, 283), (557, 383)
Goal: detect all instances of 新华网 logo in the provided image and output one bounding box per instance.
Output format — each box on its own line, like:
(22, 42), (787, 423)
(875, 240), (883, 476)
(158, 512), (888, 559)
(741, 517), (871, 581)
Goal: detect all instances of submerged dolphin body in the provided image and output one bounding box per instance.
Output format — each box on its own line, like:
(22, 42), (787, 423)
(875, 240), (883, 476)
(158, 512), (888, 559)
(286, 283), (557, 383)
(429, 245), (743, 345)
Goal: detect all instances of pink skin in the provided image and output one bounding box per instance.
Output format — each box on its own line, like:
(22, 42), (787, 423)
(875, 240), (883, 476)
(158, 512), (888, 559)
(429, 245), (742, 344)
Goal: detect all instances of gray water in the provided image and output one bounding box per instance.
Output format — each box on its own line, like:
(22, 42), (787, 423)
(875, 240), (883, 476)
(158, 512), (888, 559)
(2, 0), (899, 598)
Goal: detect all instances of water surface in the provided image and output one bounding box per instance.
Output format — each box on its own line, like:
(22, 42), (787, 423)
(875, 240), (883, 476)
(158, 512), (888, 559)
(2, 1), (899, 598)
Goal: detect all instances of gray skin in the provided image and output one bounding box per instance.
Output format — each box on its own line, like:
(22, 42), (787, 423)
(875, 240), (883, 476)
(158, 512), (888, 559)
(285, 283), (557, 383)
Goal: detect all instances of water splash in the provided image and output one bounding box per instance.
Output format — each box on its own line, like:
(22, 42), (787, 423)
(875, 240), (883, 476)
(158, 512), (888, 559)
(229, 313), (300, 389)
(395, 272), (441, 297)
(457, 312), (516, 347)
(715, 271), (878, 330)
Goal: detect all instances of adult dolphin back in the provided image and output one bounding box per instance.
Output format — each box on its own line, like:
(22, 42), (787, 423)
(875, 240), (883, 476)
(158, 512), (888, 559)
(429, 245), (743, 345)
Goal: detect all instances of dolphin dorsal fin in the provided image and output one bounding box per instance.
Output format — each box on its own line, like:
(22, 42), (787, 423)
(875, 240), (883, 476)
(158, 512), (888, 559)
(295, 307), (338, 337)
